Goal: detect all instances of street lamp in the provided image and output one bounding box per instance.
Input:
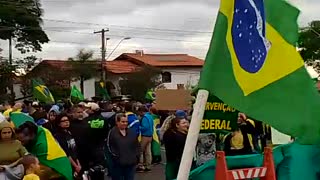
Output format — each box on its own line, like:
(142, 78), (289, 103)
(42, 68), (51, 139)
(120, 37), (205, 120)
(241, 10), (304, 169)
(106, 37), (131, 60)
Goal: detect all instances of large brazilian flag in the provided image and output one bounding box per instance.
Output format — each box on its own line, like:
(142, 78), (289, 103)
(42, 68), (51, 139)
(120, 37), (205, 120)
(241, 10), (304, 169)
(27, 127), (73, 180)
(198, 0), (320, 144)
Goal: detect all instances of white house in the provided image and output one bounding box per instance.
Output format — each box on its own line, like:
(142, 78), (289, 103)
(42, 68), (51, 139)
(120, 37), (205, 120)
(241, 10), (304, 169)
(33, 51), (204, 99)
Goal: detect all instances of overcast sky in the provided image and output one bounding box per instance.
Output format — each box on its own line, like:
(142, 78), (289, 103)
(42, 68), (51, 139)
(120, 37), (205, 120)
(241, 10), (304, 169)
(0, 0), (319, 61)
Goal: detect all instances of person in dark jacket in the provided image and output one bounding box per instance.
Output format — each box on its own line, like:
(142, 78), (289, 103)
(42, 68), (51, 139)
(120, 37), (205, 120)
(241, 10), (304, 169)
(54, 113), (82, 178)
(224, 113), (257, 156)
(84, 102), (110, 167)
(107, 113), (140, 180)
(68, 105), (91, 172)
(163, 116), (189, 180)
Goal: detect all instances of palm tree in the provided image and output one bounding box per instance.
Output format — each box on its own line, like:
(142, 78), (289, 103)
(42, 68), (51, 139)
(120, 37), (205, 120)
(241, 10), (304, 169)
(68, 49), (98, 94)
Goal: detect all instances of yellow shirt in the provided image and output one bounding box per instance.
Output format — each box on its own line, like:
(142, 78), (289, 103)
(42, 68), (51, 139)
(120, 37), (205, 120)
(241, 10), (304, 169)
(23, 174), (40, 180)
(230, 130), (244, 149)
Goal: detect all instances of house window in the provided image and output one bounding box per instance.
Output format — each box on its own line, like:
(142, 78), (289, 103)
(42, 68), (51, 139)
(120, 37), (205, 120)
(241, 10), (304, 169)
(162, 72), (172, 83)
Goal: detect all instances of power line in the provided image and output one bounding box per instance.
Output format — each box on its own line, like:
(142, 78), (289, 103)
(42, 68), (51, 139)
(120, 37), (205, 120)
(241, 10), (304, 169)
(43, 19), (212, 34)
(0, 26), (210, 43)
(46, 29), (210, 43)
(0, 24), (212, 37)
(49, 41), (209, 52)
(0, 2), (213, 36)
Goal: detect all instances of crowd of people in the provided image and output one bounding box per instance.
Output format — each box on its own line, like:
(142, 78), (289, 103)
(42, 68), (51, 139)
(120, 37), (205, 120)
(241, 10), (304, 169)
(0, 99), (271, 180)
(0, 100), (191, 180)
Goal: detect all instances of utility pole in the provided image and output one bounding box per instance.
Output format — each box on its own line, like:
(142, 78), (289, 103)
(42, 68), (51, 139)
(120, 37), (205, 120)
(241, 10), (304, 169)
(94, 28), (109, 100)
(94, 28), (109, 83)
(8, 36), (14, 103)
(9, 37), (12, 64)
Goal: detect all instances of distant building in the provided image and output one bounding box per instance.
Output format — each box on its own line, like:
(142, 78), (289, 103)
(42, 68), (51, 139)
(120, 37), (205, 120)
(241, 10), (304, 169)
(29, 51), (204, 99)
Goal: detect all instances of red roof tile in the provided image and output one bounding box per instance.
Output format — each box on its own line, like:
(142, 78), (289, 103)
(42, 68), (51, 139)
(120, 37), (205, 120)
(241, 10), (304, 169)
(118, 53), (204, 67)
(37, 60), (70, 70)
(39, 60), (100, 69)
(105, 60), (139, 74)
(36, 60), (138, 74)
(36, 53), (203, 74)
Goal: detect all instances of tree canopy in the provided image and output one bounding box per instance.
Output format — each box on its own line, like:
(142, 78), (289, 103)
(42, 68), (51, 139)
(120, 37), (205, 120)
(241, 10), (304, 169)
(0, 0), (49, 53)
(298, 20), (320, 62)
(68, 49), (99, 93)
(119, 65), (162, 101)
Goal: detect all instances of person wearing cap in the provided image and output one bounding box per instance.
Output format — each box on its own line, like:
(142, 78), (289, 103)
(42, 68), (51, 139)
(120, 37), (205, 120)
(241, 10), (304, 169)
(0, 120), (27, 180)
(30, 102), (47, 124)
(84, 102), (110, 168)
(29, 102), (44, 120)
(77, 102), (89, 120)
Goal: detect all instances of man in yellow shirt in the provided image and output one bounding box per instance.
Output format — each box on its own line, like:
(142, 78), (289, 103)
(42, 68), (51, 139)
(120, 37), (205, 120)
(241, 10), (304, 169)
(223, 113), (257, 156)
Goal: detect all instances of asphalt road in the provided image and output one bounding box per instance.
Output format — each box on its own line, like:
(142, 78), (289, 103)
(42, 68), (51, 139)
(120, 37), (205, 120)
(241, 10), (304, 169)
(105, 164), (165, 180)
(105, 147), (166, 180)
(136, 147), (166, 180)
(136, 164), (165, 180)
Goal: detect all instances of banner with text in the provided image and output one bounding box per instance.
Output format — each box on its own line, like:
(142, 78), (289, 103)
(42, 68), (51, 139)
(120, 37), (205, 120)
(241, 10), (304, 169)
(200, 95), (238, 134)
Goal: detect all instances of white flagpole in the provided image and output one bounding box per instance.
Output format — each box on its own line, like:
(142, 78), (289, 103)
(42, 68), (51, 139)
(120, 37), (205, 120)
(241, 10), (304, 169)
(176, 89), (209, 180)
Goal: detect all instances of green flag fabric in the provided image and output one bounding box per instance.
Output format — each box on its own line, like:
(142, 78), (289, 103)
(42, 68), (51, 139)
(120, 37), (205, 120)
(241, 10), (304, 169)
(151, 114), (161, 157)
(27, 127), (73, 180)
(200, 95), (238, 134)
(312, 78), (318, 84)
(198, 0), (320, 144)
(188, 143), (320, 180)
(10, 112), (34, 128)
(32, 79), (55, 104)
(70, 85), (84, 101)
(145, 90), (155, 101)
(96, 81), (110, 100)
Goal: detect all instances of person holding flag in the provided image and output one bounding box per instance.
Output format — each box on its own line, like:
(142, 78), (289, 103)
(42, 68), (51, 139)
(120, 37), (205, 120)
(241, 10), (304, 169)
(15, 121), (73, 180)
